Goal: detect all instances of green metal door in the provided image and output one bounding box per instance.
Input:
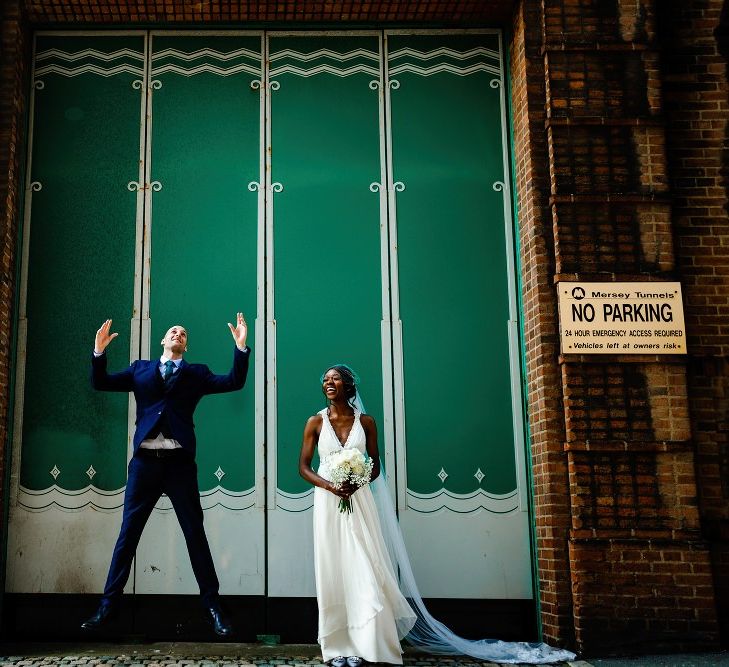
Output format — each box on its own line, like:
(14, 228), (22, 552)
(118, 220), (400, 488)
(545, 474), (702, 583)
(7, 34), (146, 592)
(7, 28), (531, 618)
(139, 33), (265, 596)
(385, 31), (531, 598)
(265, 33), (389, 597)
(7, 32), (268, 601)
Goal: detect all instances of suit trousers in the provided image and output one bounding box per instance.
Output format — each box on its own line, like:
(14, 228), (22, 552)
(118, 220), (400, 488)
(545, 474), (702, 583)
(101, 452), (219, 607)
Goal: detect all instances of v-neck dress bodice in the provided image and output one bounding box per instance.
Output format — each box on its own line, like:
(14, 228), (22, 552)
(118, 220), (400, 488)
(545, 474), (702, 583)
(312, 408), (416, 664)
(316, 409), (366, 479)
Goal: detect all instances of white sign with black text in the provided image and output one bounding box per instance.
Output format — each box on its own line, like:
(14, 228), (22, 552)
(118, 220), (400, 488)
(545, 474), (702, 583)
(557, 282), (686, 355)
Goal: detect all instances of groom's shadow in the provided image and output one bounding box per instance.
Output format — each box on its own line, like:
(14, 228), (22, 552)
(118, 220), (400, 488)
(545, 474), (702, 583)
(74, 596), (260, 642)
(130, 595), (261, 642)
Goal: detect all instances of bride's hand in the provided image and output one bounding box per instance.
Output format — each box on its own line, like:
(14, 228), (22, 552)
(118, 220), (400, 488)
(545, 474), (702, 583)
(327, 482), (353, 499)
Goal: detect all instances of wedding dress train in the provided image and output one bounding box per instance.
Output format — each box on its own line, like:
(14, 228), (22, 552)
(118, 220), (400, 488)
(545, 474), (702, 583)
(312, 406), (576, 664)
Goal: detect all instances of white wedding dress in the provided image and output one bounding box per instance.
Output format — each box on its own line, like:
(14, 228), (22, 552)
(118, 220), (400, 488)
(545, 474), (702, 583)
(313, 405), (576, 665)
(313, 408), (417, 664)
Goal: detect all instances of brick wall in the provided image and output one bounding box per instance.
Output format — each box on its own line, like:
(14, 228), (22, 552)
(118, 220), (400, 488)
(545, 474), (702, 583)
(659, 0), (729, 646)
(569, 540), (717, 650)
(511, 0), (723, 655)
(0, 0), (27, 556)
(20, 0), (515, 24)
(510, 0), (575, 649)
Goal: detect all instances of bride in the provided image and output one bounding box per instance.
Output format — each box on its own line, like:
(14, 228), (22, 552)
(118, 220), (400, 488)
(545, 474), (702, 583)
(298, 364), (576, 666)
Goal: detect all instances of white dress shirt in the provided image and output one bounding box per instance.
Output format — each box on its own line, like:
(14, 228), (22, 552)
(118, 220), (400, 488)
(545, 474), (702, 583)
(140, 355), (183, 450)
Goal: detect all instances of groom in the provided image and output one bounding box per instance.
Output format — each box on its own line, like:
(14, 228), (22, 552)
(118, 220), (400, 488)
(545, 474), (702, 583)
(81, 313), (250, 637)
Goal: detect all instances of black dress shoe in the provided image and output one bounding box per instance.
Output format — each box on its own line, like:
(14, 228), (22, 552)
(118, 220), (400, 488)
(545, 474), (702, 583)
(81, 602), (118, 630)
(206, 604), (233, 637)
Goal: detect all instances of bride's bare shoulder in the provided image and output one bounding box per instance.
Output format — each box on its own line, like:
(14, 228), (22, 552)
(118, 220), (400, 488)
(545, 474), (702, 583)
(360, 413), (376, 428)
(303, 413), (324, 434)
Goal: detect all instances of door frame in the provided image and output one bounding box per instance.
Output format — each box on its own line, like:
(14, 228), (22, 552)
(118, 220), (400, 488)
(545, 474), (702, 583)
(6, 24), (534, 611)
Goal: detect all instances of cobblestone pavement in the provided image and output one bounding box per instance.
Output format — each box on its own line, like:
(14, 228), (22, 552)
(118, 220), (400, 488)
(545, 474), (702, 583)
(2, 643), (726, 667)
(0, 643), (588, 667)
(589, 654), (729, 667)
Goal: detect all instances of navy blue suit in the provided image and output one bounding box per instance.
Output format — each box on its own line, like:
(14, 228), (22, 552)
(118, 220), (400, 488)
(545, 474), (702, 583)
(91, 346), (250, 606)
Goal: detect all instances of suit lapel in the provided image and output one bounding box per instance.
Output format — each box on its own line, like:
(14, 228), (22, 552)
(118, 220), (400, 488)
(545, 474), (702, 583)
(140, 359), (163, 388)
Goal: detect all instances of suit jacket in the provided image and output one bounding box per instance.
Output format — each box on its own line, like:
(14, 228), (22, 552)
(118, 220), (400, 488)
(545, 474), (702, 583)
(91, 347), (250, 456)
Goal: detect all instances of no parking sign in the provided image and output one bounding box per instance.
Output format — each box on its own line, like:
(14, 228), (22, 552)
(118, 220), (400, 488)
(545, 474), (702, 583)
(557, 282), (686, 354)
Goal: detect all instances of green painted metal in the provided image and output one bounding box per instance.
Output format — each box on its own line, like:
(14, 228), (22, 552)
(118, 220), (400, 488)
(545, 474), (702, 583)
(269, 35), (384, 495)
(13, 30), (533, 606)
(19, 35), (144, 492)
(148, 35), (261, 493)
(388, 33), (517, 496)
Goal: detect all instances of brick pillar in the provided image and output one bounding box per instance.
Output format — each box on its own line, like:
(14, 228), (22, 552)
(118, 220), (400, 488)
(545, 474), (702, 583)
(512, 0), (721, 654)
(510, 0), (576, 649)
(660, 0), (729, 647)
(0, 0), (28, 549)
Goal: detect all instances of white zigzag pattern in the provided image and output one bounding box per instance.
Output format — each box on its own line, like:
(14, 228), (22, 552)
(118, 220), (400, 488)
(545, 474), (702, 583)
(154, 486), (256, 512)
(389, 62), (501, 77)
(34, 63), (144, 78)
(270, 63), (379, 78)
(18, 484), (125, 513)
(36, 48), (144, 62)
(151, 62), (261, 77)
(275, 488), (313, 512)
(269, 48), (378, 63)
(389, 46), (500, 62)
(17, 484), (256, 513)
(152, 47), (260, 62)
(406, 487), (518, 515)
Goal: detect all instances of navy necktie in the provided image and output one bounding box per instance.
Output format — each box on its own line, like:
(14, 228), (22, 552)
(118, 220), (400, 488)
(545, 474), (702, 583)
(163, 360), (175, 384)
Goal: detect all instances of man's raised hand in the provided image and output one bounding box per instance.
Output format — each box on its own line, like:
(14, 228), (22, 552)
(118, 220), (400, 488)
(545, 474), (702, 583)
(95, 319), (119, 354)
(228, 312), (248, 351)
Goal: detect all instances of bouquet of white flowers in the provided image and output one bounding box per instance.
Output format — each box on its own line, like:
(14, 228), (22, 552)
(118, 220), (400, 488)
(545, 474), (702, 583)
(325, 448), (374, 514)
